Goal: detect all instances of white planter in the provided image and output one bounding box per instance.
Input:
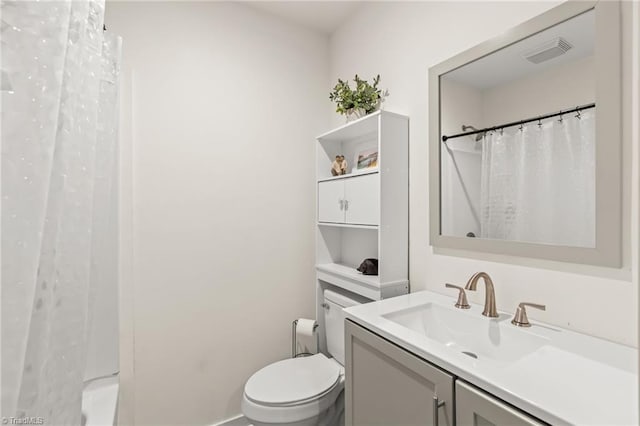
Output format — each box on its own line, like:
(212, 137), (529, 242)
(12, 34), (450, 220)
(346, 108), (368, 122)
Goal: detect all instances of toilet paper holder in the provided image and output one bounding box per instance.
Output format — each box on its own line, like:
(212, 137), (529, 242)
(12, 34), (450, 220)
(291, 319), (319, 358)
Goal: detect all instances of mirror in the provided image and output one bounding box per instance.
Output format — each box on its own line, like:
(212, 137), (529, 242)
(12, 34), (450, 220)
(429, 1), (621, 266)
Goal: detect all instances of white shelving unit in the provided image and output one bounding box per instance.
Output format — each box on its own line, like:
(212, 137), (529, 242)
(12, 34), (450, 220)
(315, 110), (409, 306)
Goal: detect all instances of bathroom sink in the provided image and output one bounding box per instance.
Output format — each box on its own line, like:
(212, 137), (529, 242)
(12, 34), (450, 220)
(345, 291), (638, 426)
(382, 302), (549, 364)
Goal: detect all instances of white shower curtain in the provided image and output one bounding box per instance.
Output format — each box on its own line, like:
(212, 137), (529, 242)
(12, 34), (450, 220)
(479, 109), (595, 247)
(2, 0), (121, 422)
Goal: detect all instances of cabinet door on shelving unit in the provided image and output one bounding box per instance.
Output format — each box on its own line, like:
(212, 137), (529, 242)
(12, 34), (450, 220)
(456, 381), (545, 426)
(344, 173), (379, 225)
(318, 180), (345, 223)
(346, 320), (454, 426)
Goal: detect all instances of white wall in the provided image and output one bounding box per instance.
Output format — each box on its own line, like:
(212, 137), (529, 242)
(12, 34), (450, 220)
(84, 156), (120, 381)
(330, 1), (639, 347)
(440, 78), (483, 238)
(481, 55), (594, 126)
(106, 2), (329, 424)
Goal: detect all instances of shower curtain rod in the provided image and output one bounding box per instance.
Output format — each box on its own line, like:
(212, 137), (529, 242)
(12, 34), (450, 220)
(441, 102), (595, 142)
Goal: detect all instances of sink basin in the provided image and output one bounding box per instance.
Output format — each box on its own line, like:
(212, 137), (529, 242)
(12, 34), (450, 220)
(382, 302), (549, 364)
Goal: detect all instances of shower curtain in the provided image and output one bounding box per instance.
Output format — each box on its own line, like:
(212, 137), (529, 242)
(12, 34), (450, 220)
(1, 0), (121, 423)
(479, 109), (595, 247)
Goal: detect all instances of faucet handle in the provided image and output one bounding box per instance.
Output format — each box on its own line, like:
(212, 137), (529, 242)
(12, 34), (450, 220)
(511, 302), (546, 327)
(445, 283), (471, 309)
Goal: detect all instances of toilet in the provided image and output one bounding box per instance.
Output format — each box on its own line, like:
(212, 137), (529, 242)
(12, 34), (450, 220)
(241, 289), (368, 426)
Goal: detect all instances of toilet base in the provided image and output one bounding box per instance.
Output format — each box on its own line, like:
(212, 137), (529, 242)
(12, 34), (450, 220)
(247, 390), (344, 426)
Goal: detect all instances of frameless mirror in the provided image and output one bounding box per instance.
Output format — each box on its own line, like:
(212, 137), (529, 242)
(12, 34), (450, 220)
(429, 1), (621, 266)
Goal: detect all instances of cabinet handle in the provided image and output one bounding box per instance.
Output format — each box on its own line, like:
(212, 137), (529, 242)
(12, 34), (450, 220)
(433, 396), (445, 425)
(344, 199), (349, 210)
(338, 199), (344, 210)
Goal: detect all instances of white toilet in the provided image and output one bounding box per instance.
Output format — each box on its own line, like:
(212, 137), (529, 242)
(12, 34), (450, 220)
(241, 289), (368, 426)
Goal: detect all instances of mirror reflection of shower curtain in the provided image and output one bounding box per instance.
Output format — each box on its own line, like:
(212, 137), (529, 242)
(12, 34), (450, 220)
(479, 110), (595, 247)
(1, 0), (121, 422)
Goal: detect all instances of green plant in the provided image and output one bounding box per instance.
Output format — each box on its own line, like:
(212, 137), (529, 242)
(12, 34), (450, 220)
(329, 74), (387, 116)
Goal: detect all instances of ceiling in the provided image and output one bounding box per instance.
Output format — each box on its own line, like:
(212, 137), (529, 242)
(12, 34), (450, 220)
(444, 9), (594, 90)
(245, 1), (362, 35)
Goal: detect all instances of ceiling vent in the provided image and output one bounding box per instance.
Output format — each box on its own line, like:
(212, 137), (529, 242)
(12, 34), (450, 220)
(522, 37), (573, 64)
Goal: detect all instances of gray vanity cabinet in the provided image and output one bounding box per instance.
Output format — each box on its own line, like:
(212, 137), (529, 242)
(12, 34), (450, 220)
(455, 381), (544, 426)
(345, 320), (548, 426)
(345, 320), (454, 426)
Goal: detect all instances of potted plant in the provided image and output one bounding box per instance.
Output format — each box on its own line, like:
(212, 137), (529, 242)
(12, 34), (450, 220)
(329, 74), (388, 121)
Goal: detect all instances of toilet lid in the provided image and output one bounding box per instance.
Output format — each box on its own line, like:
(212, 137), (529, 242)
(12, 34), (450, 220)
(244, 353), (341, 406)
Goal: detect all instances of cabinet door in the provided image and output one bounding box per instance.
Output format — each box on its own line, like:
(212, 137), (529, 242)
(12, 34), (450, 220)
(456, 381), (544, 426)
(345, 320), (454, 426)
(344, 173), (379, 225)
(318, 180), (345, 223)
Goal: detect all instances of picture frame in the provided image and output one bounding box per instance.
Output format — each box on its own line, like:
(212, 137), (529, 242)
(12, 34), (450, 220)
(354, 147), (378, 172)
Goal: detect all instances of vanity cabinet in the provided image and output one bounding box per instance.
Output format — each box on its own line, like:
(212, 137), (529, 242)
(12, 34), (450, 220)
(345, 320), (454, 426)
(456, 381), (543, 426)
(318, 173), (379, 225)
(345, 320), (547, 426)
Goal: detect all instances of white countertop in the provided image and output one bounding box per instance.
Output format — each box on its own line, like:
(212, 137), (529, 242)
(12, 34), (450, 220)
(344, 290), (638, 426)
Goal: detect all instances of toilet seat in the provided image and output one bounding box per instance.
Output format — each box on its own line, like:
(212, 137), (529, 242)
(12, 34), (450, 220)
(245, 353), (341, 405)
(242, 354), (345, 424)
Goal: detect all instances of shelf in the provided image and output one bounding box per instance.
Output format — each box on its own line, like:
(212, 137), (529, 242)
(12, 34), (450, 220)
(317, 112), (378, 142)
(316, 262), (409, 300)
(316, 263), (380, 287)
(317, 222), (378, 230)
(316, 111), (408, 142)
(317, 168), (379, 183)
(315, 110), (409, 301)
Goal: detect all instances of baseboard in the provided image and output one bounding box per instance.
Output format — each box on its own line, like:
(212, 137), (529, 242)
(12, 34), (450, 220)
(211, 414), (250, 426)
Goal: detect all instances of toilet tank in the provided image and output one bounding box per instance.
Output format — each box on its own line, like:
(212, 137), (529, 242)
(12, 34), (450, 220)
(323, 289), (370, 365)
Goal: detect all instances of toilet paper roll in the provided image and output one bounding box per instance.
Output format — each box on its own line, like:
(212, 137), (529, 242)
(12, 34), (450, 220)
(295, 318), (317, 355)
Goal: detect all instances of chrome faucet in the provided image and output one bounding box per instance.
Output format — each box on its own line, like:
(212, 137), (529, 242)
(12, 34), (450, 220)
(464, 272), (499, 318)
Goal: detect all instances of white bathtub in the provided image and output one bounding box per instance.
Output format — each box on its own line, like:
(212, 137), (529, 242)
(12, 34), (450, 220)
(81, 376), (119, 426)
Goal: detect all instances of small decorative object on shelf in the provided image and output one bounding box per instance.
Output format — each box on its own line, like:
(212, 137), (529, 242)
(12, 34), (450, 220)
(331, 155), (348, 176)
(329, 74), (389, 121)
(354, 147), (378, 171)
(357, 258), (378, 276)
